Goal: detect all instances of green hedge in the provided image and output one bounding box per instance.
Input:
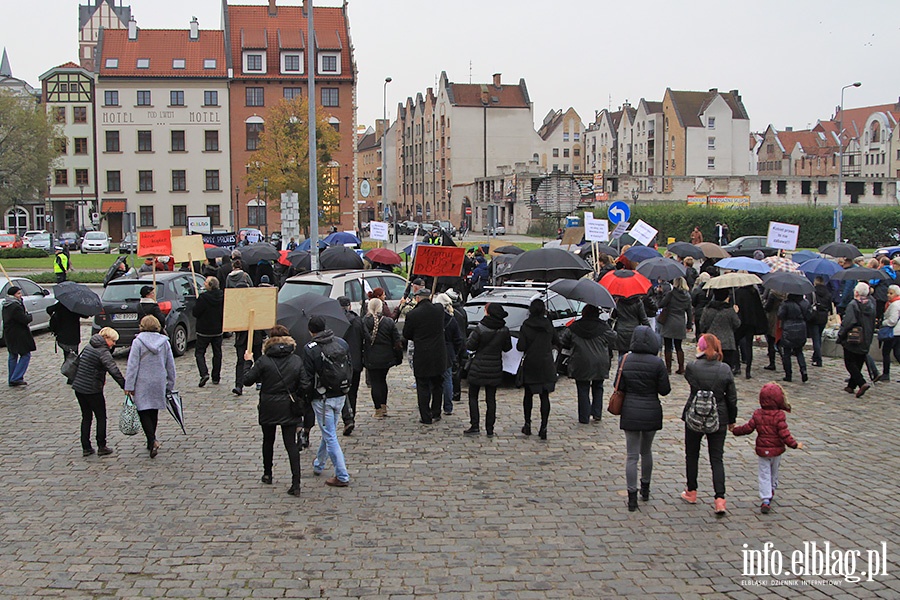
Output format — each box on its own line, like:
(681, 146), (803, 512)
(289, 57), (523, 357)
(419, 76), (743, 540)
(579, 205), (900, 248)
(0, 248), (50, 259)
(23, 271), (106, 284)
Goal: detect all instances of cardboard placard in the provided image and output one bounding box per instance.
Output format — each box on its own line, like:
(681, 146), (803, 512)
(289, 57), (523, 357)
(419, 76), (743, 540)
(611, 221), (630, 240)
(560, 227), (584, 249)
(171, 235), (207, 263)
(138, 230), (173, 257)
(488, 239), (506, 256)
(767, 221), (800, 251)
(369, 221), (389, 241)
(585, 219), (609, 242)
(629, 219), (658, 247)
(411, 245), (466, 278)
(222, 287), (278, 333)
(170, 228), (184, 237)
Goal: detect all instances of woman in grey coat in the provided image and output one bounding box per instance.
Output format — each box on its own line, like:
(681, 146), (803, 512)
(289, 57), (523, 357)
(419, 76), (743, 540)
(699, 288), (741, 373)
(658, 277), (693, 375)
(125, 315), (177, 458)
(613, 295), (651, 357)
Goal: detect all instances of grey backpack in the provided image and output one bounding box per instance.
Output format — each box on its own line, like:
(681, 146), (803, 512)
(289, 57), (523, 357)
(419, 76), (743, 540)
(685, 390), (719, 433)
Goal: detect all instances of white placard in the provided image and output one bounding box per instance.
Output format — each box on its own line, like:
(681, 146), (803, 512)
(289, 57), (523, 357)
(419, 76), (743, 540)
(585, 218), (609, 242)
(187, 216), (211, 234)
(629, 219), (658, 246)
(611, 221), (630, 240)
(767, 221), (799, 251)
(369, 221), (389, 241)
(584, 212), (594, 222)
(501, 347), (524, 375)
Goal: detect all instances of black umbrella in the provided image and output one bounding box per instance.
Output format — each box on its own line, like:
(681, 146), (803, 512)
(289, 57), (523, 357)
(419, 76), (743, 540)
(505, 248), (592, 282)
(493, 245), (525, 255)
(277, 294), (350, 347)
(574, 243), (618, 259)
(205, 246), (230, 260)
(829, 267), (888, 282)
(818, 242), (862, 259)
(635, 257), (686, 281)
(320, 246), (364, 270)
(492, 254), (519, 279)
(53, 281), (102, 316)
(549, 278), (615, 309)
(285, 250), (312, 271)
(238, 242), (280, 264)
(165, 390), (187, 435)
(666, 242), (705, 259)
(762, 272), (815, 295)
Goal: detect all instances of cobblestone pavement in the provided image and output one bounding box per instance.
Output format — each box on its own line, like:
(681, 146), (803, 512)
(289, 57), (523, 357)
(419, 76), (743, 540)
(1, 325), (898, 599)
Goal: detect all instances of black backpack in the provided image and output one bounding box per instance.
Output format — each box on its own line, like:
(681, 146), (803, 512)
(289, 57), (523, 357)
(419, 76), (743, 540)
(314, 339), (353, 395)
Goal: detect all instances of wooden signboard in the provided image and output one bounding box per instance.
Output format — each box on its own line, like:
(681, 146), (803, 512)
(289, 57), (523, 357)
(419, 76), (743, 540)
(223, 287), (278, 351)
(138, 230), (173, 257)
(488, 239), (505, 256)
(560, 226), (584, 249)
(171, 235), (206, 264)
(411, 245), (466, 278)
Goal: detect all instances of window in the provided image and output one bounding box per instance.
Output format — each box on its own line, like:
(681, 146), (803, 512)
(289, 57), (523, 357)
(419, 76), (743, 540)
(776, 180), (787, 194)
(873, 182), (883, 196)
(205, 170), (220, 191)
(204, 130), (219, 151)
(172, 59), (185, 70)
(75, 169), (89, 186)
(137, 130), (152, 152)
(203, 90), (218, 106)
(74, 138), (88, 155)
(56, 138), (67, 154)
(707, 157), (715, 169)
(321, 54), (337, 73)
(574, 132), (580, 141)
(708, 137), (716, 150)
(172, 206), (187, 227)
(105, 58), (118, 69)
(708, 117), (716, 129)
(760, 180), (771, 194)
(171, 170), (186, 191)
(573, 147), (580, 157)
(563, 148), (570, 158)
(54, 106), (66, 123)
(106, 171), (121, 192)
(139, 205), (154, 227)
(246, 87), (264, 107)
(245, 53), (263, 72)
(321, 88), (339, 107)
(136, 90), (151, 106)
(73, 107), (87, 123)
(170, 91), (185, 106)
(105, 130), (119, 152)
(563, 132), (570, 142)
(552, 148), (559, 158)
(818, 181), (827, 195)
(206, 205), (221, 226)
(139, 170), (154, 192)
(283, 53), (301, 73)
(283, 87), (302, 100)
(247, 204), (267, 226)
(55, 169), (67, 185)
(203, 58), (216, 69)
(104, 90), (119, 106)
(246, 123), (264, 150)
(801, 180), (811, 195)
(136, 58), (150, 69)
(171, 130), (185, 152)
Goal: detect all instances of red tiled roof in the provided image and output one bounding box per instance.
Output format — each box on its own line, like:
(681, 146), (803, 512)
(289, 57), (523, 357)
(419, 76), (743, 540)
(56, 62), (81, 70)
(241, 28), (268, 49)
(227, 5), (352, 81)
(102, 200), (126, 213)
(278, 29), (304, 49)
(98, 29), (227, 78)
(446, 82), (529, 108)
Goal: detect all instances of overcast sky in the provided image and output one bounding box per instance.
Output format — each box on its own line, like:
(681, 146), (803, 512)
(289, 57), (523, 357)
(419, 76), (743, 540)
(4, 0), (898, 132)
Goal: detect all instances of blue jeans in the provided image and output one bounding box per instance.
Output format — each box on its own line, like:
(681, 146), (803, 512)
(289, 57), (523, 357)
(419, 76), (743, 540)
(808, 323), (823, 364)
(8, 352), (30, 384)
(442, 367), (453, 413)
(312, 396), (349, 482)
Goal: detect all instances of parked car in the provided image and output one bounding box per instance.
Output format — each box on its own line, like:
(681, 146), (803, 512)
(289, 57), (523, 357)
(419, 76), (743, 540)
(0, 234), (23, 249)
(118, 232), (138, 253)
(721, 235), (778, 258)
(875, 244), (900, 259)
(22, 230), (47, 247)
(81, 231), (111, 253)
(398, 220), (420, 235)
(278, 269), (409, 315)
(416, 222), (436, 236)
(92, 272), (204, 356)
(0, 276), (55, 346)
(484, 224), (506, 235)
(28, 232), (54, 253)
(58, 232), (80, 252)
(433, 220), (456, 236)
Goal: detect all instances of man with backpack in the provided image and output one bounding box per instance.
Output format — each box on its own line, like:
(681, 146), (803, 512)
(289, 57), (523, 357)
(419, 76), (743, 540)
(300, 315), (352, 487)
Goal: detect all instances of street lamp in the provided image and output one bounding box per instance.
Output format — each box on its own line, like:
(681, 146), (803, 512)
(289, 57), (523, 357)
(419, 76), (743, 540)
(383, 76), (393, 244)
(78, 183), (85, 233)
(836, 81), (861, 243)
(263, 177), (268, 240)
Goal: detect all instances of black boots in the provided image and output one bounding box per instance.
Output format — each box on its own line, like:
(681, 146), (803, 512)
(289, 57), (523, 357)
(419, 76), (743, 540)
(627, 490), (639, 512)
(675, 348), (685, 375)
(521, 422), (531, 436)
(640, 481), (650, 502)
(664, 351), (673, 374)
(538, 423), (547, 440)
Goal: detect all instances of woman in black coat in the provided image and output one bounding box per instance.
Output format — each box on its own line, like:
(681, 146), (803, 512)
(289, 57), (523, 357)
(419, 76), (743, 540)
(613, 295), (650, 357)
(615, 326), (671, 511)
(71, 328), (126, 456)
(809, 276), (833, 367)
(2, 287), (36, 386)
(733, 285), (768, 379)
(777, 293), (811, 382)
(680, 333), (737, 516)
(47, 301), (82, 357)
(658, 277), (693, 375)
(362, 297), (402, 419)
(242, 325), (304, 496)
(517, 299), (559, 440)
(464, 303), (512, 436)
(559, 304), (616, 424)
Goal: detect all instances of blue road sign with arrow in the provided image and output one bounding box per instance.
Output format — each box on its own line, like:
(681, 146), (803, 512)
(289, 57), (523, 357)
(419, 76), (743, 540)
(608, 201), (630, 224)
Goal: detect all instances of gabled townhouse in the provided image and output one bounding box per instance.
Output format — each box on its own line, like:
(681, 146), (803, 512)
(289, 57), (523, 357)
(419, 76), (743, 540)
(631, 99), (664, 191)
(536, 107), (584, 174)
(583, 108), (623, 191)
(615, 101), (636, 176)
(79, 0), (132, 72)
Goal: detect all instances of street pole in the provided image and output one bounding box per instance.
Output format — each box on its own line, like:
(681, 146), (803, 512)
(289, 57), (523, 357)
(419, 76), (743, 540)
(836, 81), (861, 243)
(306, 1), (320, 271)
(234, 186), (240, 230)
(263, 177), (269, 241)
(383, 76), (393, 246)
(78, 184), (85, 234)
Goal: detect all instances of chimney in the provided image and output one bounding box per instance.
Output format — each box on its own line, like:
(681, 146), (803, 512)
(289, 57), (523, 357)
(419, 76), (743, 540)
(492, 73), (501, 88)
(785, 126), (793, 132)
(730, 89), (741, 101)
(708, 88), (718, 94)
(128, 16), (137, 40)
(268, 0), (277, 16)
(480, 85), (489, 105)
(189, 17), (199, 41)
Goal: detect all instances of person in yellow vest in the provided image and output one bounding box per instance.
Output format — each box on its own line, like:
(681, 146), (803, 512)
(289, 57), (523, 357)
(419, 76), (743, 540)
(54, 246), (70, 283)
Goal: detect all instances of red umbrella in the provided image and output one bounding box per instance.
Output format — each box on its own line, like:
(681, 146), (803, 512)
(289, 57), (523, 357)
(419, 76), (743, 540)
(365, 247), (402, 266)
(599, 269), (652, 297)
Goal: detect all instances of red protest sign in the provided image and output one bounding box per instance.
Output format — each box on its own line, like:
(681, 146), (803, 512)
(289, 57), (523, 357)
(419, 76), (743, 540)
(412, 245), (466, 278)
(138, 230), (173, 257)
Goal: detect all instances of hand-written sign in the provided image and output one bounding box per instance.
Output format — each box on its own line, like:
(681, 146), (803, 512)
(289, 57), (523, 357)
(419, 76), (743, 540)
(171, 235), (206, 263)
(138, 230), (172, 257)
(411, 245), (466, 278)
(611, 221), (630, 240)
(222, 287), (278, 332)
(629, 219), (658, 247)
(369, 221), (389, 241)
(767, 221), (800, 251)
(585, 219), (609, 242)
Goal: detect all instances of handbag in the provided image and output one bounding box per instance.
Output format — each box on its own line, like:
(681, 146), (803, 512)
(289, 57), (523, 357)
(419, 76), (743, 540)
(271, 359), (306, 418)
(61, 348), (81, 382)
(514, 354), (527, 388)
(118, 395), (141, 436)
(607, 354), (628, 415)
(656, 307), (669, 325)
(878, 325), (894, 341)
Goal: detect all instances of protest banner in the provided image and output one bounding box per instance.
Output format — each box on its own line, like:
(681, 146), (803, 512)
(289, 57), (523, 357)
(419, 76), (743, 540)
(560, 227), (584, 249)
(611, 221), (629, 240)
(223, 287), (278, 351)
(585, 219), (609, 242)
(369, 221), (389, 241)
(411, 245), (466, 278)
(767, 221), (800, 251)
(202, 231), (237, 249)
(171, 235), (207, 297)
(138, 230), (172, 257)
(629, 220), (659, 247)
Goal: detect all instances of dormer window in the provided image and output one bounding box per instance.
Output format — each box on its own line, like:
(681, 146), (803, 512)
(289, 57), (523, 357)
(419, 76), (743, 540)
(105, 58), (119, 69)
(203, 59), (216, 69)
(281, 52), (303, 74)
(243, 52), (265, 74)
(136, 58), (150, 69)
(318, 52), (340, 75)
(172, 59), (186, 69)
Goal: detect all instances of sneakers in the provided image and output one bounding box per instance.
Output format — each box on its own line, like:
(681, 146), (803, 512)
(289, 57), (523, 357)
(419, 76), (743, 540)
(463, 426), (480, 436)
(680, 490), (697, 504)
(714, 498), (727, 515)
(325, 477), (348, 488)
(97, 446), (114, 456)
(760, 500), (771, 514)
(856, 383), (871, 398)
(199, 375), (209, 387)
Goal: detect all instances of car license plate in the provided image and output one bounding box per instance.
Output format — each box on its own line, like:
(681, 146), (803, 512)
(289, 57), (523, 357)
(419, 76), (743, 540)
(112, 313), (138, 321)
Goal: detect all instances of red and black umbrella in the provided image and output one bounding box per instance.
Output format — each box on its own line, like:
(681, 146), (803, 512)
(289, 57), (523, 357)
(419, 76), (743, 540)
(599, 269), (652, 297)
(365, 247), (402, 265)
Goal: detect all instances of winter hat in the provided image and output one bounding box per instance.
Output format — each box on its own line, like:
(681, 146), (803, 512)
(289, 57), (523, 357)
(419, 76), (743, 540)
(759, 382), (791, 412)
(434, 293), (451, 308)
(139, 285), (154, 298)
(486, 303), (508, 319)
(337, 296), (351, 307)
(308, 315), (326, 334)
(259, 275), (270, 285)
(713, 288), (730, 302)
(7, 286), (21, 296)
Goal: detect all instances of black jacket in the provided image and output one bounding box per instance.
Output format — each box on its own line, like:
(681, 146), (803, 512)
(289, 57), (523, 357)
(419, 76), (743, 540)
(442, 311), (464, 369)
(838, 297), (875, 354)
(616, 326), (671, 431)
(47, 302), (82, 347)
(402, 299), (447, 378)
(778, 296), (811, 348)
(734, 286), (768, 337)
(299, 329), (352, 400)
(451, 303), (468, 363)
(192, 288), (224, 336)
(691, 285), (711, 325)
(811, 283), (833, 327)
(613, 296), (650, 352)
(658, 288), (693, 341)
(681, 355), (737, 431)
(137, 299), (166, 330)
(242, 335), (304, 426)
(215, 258), (232, 289)
(699, 300), (741, 351)
(2, 297), (35, 355)
(343, 309), (365, 372)
(516, 314), (559, 387)
(466, 314), (512, 387)
(559, 315), (616, 382)
(72, 334), (126, 394)
(362, 314), (402, 370)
